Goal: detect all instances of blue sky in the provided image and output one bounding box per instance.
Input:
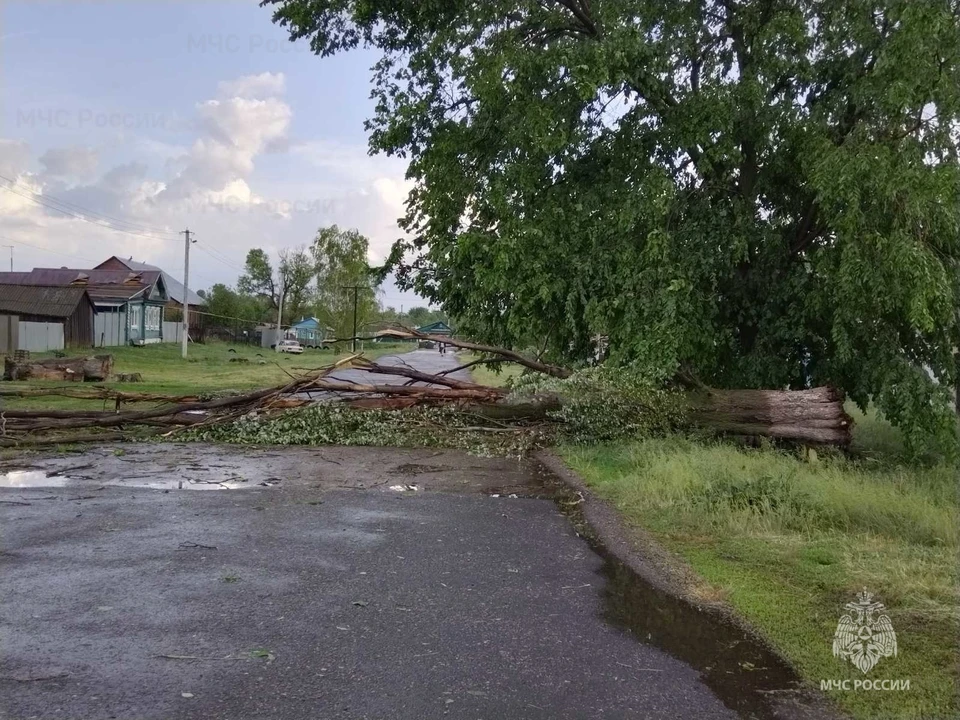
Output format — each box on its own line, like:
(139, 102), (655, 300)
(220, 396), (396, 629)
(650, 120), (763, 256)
(0, 1), (423, 310)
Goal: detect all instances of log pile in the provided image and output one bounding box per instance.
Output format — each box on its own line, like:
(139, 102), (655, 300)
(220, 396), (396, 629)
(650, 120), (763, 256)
(0, 332), (854, 448)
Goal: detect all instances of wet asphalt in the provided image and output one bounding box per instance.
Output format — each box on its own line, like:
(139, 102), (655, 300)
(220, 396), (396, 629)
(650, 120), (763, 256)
(0, 350), (775, 719)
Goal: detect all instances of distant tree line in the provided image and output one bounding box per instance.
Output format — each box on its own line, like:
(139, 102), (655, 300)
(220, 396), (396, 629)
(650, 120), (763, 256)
(201, 224), (447, 339)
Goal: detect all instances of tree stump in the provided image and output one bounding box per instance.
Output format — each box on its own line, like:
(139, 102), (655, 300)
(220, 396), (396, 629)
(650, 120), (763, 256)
(114, 373), (143, 383)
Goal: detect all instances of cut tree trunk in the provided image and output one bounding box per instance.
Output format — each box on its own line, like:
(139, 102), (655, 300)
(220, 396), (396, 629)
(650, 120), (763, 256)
(688, 386), (852, 445)
(4, 355), (114, 382)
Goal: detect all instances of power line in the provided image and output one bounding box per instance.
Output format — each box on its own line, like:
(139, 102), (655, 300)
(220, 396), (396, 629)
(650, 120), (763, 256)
(0, 175), (177, 242)
(0, 172), (178, 236)
(193, 240), (246, 272)
(0, 234), (101, 265)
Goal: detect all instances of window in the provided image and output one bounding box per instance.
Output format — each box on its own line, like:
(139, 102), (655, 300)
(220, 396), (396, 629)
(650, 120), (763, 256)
(130, 305), (141, 334)
(145, 306), (160, 331)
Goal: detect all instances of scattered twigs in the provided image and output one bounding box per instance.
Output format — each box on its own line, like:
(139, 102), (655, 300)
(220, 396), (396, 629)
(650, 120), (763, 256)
(399, 327), (572, 378)
(350, 359), (503, 392)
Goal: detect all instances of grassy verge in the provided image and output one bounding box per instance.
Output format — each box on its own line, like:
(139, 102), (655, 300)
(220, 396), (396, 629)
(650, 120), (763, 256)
(1, 342), (411, 411)
(560, 410), (958, 720)
(458, 351), (525, 387)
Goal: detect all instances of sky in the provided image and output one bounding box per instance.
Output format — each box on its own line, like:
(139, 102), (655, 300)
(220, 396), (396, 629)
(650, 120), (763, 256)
(0, 1), (423, 311)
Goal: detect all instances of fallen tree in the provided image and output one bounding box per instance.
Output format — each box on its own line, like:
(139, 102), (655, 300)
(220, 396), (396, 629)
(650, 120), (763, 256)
(0, 343), (853, 449)
(3, 354), (113, 382)
(689, 386), (852, 445)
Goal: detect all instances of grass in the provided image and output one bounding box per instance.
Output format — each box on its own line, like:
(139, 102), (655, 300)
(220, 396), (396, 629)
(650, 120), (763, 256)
(1, 341), (411, 411)
(459, 351), (526, 387)
(560, 410), (959, 720)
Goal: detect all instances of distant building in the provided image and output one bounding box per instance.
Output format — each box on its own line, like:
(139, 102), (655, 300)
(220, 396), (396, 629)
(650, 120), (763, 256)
(288, 317), (327, 348)
(370, 328), (416, 343)
(417, 321), (454, 337)
(0, 268), (169, 346)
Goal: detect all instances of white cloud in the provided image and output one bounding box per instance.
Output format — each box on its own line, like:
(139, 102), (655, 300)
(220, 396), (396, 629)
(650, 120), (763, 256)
(0, 139), (31, 178)
(217, 72), (286, 100)
(38, 146), (99, 178)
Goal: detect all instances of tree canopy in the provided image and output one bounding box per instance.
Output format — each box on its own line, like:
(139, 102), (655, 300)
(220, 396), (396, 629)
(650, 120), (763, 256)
(237, 246), (314, 324)
(312, 225), (381, 339)
(265, 0), (960, 455)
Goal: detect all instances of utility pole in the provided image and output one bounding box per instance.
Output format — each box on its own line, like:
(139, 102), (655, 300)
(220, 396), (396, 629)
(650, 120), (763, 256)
(275, 275), (285, 353)
(179, 228), (195, 359)
(1, 245), (12, 272)
(342, 285), (362, 352)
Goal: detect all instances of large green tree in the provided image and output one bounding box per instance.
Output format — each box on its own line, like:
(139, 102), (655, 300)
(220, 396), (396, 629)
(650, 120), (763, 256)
(312, 225), (381, 340)
(204, 283), (267, 325)
(237, 246), (315, 324)
(266, 0), (960, 453)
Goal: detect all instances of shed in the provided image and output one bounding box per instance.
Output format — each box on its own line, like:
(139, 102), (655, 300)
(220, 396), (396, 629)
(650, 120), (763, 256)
(0, 284), (95, 352)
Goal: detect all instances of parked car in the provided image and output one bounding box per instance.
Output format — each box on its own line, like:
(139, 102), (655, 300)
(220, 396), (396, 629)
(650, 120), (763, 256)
(417, 339), (436, 349)
(276, 339), (304, 354)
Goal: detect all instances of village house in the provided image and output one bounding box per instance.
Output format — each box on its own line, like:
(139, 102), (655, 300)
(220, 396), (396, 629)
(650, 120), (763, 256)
(94, 256), (206, 330)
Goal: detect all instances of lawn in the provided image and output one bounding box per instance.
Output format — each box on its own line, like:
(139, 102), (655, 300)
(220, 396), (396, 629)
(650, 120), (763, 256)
(1, 341), (411, 411)
(560, 408), (959, 720)
(459, 351), (526, 387)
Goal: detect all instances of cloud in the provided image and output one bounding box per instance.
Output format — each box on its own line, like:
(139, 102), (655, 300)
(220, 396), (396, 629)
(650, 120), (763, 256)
(160, 74), (291, 202)
(0, 139), (30, 178)
(0, 72), (412, 294)
(217, 72), (286, 100)
(39, 146), (99, 178)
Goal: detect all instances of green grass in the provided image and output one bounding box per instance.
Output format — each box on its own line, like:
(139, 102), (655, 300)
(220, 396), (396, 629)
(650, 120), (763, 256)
(2, 341), (411, 410)
(458, 352), (526, 387)
(560, 414), (959, 720)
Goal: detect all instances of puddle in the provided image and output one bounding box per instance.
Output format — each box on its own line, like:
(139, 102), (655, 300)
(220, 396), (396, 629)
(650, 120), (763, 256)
(0, 470), (72, 488)
(600, 556), (801, 719)
(0, 469), (273, 491)
(531, 461), (806, 720)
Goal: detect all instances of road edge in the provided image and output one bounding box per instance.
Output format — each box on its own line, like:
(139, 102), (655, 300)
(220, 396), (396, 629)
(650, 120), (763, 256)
(535, 448), (847, 720)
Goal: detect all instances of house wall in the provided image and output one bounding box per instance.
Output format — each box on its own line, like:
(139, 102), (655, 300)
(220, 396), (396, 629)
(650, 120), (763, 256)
(18, 321), (65, 352)
(0, 313), (18, 354)
(94, 308), (127, 347)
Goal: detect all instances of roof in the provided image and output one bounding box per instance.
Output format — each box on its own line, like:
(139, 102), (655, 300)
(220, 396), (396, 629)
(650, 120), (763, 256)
(290, 317), (322, 329)
(97, 257), (206, 306)
(0, 284), (91, 318)
(0, 268), (165, 302)
(417, 321), (453, 334)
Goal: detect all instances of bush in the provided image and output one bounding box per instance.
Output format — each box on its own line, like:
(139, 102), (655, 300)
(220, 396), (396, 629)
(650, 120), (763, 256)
(510, 366), (686, 444)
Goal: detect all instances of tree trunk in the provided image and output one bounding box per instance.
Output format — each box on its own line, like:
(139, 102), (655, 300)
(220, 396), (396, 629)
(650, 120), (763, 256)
(4, 355), (114, 382)
(688, 386), (852, 445)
